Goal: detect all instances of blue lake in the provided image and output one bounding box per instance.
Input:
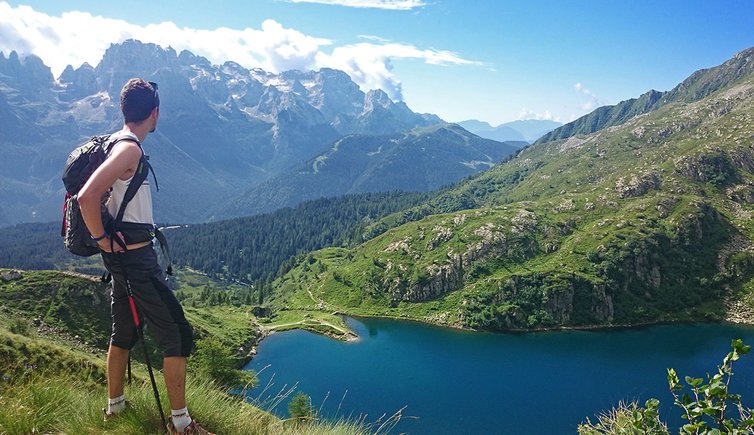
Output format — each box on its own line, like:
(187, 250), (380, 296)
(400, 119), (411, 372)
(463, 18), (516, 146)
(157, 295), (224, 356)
(244, 318), (754, 434)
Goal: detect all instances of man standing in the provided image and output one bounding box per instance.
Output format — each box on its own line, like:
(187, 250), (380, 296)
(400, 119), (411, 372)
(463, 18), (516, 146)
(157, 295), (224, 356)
(78, 78), (210, 434)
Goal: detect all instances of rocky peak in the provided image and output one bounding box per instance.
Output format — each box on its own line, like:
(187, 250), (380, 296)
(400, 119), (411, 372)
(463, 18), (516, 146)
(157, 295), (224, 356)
(22, 54), (53, 81)
(420, 113), (444, 124)
(364, 89), (393, 112)
(0, 50), (21, 79)
(390, 100), (416, 119)
(98, 39), (179, 73)
(4, 50), (19, 62)
(250, 67), (274, 84)
(291, 79), (307, 96)
(222, 61), (251, 77)
(58, 62), (97, 100)
(178, 49), (211, 67)
(280, 69), (306, 81)
(316, 68), (358, 87)
(0, 51), (54, 95)
(96, 39), (181, 97)
(306, 68), (364, 120)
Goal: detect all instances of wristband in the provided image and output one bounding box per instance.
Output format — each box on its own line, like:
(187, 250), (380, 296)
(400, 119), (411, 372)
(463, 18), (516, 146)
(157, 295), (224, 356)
(91, 231), (109, 242)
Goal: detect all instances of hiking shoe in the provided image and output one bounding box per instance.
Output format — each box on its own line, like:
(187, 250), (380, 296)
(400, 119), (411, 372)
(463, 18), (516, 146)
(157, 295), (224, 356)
(167, 417), (215, 434)
(102, 401), (129, 422)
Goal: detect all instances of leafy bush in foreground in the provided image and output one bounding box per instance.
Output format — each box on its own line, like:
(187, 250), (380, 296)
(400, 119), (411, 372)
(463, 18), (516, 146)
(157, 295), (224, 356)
(580, 339), (753, 434)
(191, 336), (257, 389)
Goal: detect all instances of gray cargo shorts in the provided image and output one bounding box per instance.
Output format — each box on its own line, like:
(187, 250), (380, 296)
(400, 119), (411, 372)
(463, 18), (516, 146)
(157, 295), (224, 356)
(101, 244), (193, 357)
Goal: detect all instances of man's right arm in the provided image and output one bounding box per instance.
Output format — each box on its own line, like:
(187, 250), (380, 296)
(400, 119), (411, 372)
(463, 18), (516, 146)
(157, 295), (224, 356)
(77, 141), (142, 252)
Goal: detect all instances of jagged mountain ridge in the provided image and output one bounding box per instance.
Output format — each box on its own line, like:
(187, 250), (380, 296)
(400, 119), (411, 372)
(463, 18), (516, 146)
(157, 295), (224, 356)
(218, 124), (523, 219)
(538, 47), (754, 143)
(0, 39), (446, 226)
(271, 46), (754, 331)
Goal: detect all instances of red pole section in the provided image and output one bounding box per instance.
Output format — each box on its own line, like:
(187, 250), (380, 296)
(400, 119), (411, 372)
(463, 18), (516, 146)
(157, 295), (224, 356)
(128, 296), (140, 327)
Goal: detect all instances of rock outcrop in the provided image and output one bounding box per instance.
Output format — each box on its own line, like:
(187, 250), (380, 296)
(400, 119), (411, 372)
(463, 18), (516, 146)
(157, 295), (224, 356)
(615, 171), (662, 198)
(674, 147), (738, 186)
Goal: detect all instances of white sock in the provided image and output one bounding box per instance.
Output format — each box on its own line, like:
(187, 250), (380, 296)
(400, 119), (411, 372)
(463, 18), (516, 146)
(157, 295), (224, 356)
(107, 395), (126, 414)
(171, 407), (192, 432)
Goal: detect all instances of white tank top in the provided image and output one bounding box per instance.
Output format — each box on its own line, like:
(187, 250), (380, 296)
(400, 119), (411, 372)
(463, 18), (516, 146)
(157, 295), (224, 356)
(105, 133), (154, 225)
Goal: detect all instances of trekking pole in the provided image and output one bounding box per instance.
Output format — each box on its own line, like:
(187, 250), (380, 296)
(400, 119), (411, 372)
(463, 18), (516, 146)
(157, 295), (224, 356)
(120, 253), (167, 429)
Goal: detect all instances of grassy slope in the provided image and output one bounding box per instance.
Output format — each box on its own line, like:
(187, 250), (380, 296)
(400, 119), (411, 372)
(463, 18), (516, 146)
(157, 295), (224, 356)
(270, 72), (754, 331)
(0, 269), (378, 434)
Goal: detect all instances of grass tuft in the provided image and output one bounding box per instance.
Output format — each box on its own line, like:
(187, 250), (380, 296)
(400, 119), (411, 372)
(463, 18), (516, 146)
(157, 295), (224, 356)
(0, 370), (397, 434)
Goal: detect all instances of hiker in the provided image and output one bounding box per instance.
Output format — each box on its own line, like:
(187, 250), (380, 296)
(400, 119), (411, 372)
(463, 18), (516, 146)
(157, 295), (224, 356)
(77, 78), (210, 434)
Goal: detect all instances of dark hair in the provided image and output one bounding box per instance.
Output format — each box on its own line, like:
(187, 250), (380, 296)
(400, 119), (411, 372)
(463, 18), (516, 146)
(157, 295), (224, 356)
(120, 78), (159, 123)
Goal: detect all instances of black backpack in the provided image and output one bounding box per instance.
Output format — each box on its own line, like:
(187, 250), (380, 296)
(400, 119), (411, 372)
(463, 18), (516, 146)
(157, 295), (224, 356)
(61, 134), (156, 256)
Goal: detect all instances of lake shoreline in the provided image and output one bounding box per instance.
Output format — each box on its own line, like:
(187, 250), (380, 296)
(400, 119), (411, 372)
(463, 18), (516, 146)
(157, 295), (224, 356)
(345, 311), (754, 334)
(244, 317), (754, 435)
(242, 304), (754, 366)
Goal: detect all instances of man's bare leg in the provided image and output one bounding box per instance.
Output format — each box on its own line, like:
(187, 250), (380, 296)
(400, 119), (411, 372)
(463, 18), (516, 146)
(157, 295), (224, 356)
(107, 344), (130, 398)
(163, 356), (187, 409)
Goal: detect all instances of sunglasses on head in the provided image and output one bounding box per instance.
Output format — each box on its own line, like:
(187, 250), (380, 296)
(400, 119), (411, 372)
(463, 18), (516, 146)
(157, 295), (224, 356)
(149, 81), (160, 109)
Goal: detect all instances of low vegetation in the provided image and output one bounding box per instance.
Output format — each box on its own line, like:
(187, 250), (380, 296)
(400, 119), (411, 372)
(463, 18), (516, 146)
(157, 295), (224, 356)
(0, 269), (387, 434)
(579, 340), (753, 434)
(0, 369), (393, 435)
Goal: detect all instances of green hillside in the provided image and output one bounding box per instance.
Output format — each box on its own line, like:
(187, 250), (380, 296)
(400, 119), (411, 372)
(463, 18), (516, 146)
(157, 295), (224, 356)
(0, 269), (379, 434)
(270, 51), (754, 331)
(537, 46), (754, 143)
(219, 124), (519, 218)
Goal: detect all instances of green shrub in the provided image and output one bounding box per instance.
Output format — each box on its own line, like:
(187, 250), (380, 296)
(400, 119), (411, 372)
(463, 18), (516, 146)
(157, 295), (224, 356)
(190, 337), (256, 389)
(667, 339), (753, 433)
(288, 391), (314, 422)
(9, 317), (32, 336)
(580, 340), (754, 434)
(579, 399), (668, 434)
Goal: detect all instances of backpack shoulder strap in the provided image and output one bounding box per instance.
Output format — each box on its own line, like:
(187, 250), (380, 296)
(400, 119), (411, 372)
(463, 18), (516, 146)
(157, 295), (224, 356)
(113, 151), (151, 226)
(105, 132), (141, 154)
(107, 132), (152, 226)
(107, 133), (157, 192)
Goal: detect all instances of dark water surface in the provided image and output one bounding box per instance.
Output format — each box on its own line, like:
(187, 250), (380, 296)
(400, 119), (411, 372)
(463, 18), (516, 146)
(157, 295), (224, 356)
(244, 318), (754, 434)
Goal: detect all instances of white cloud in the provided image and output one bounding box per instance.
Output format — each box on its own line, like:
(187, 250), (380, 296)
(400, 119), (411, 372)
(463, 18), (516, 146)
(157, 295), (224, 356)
(518, 108), (561, 123)
(574, 82), (604, 111)
(0, 1), (476, 101)
(0, 3), (332, 76)
(357, 34), (392, 43)
(319, 42), (479, 100)
(283, 0), (427, 10)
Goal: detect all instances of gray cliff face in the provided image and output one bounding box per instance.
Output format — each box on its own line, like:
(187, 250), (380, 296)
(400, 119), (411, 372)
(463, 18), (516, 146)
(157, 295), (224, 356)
(381, 214), (541, 305)
(58, 63), (98, 101)
(0, 51), (55, 96)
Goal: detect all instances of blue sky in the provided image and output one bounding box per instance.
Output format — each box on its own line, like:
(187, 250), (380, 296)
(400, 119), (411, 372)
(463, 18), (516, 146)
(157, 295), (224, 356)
(1, 0), (753, 125)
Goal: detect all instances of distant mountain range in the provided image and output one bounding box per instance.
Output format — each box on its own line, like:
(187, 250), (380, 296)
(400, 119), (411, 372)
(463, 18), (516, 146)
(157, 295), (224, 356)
(457, 119), (561, 143)
(219, 124), (522, 218)
(0, 40), (518, 226)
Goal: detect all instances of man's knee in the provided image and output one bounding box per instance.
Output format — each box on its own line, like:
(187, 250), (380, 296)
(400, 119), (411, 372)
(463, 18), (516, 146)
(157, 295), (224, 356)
(108, 343), (131, 357)
(110, 327), (138, 351)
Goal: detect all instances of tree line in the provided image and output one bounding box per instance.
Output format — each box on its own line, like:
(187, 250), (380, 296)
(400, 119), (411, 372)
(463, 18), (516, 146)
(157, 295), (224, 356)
(167, 191), (431, 283)
(0, 191), (430, 283)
